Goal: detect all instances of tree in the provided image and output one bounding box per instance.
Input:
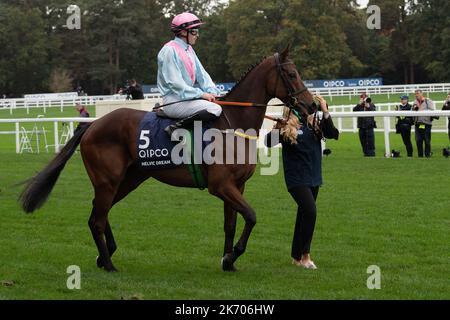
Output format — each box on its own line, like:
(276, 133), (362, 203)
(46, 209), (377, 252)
(225, 0), (288, 79)
(224, 0), (364, 80)
(0, 4), (51, 95)
(49, 68), (74, 93)
(408, 0), (450, 82)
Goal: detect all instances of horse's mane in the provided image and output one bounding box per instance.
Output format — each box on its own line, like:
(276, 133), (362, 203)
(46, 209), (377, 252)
(222, 56), (268, 98)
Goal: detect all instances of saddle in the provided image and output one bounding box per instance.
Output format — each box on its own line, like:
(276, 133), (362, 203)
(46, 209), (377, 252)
(140, 105), (207, 189)
(153, 103), (170, 119)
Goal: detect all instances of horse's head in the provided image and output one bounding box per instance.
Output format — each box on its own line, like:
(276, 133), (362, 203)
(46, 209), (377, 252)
(267, 44), (317, 118)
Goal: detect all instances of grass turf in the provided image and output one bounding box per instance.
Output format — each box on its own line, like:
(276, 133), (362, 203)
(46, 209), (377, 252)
(0, 129), (449, 299)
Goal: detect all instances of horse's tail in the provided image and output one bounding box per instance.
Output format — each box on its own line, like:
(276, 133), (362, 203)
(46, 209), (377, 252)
(19, 124), (91, 213)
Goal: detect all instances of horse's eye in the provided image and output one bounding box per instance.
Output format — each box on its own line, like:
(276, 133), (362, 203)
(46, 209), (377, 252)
(288, 72), (296, 79)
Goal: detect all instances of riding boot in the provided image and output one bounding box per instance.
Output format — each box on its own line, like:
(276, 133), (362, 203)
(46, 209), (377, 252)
(164, 110), (218, 138)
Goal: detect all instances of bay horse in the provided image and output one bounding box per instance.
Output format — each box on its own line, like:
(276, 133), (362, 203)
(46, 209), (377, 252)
(19, 45), (317, 272)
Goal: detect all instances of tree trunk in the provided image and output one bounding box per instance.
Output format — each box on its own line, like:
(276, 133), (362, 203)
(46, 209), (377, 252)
(109, 40), (113, 94)
(115, 46), (120, 94)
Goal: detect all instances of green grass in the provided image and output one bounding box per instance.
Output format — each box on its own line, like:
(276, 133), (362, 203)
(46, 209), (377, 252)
(0, 130), (449, 300)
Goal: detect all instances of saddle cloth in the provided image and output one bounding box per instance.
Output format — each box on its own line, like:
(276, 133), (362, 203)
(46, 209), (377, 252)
(136, 112), (211, 170)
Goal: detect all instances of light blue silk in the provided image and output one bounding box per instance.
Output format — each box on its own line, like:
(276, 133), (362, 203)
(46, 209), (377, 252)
(157, 37), (220, 100)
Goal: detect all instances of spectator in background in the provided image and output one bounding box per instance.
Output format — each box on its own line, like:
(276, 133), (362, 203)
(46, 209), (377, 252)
(353, 94), (377, 157)
(395, 95), (414, 157)
(442, 93), (450, 141)
(126, 79), (144, 100)
(75, 103), (90, 133)
(413, 90), (435, 158)
(76, 86), (85, 96)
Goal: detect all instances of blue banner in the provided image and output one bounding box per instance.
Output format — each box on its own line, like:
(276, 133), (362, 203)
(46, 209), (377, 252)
(143, 78), (383, 94)
(303, 78), (383, 88)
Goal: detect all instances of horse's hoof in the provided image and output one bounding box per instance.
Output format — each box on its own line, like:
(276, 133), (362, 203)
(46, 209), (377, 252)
(105, 266), (118, 273)
(221, 256), (237, 272)
(96, 256), (104, 268)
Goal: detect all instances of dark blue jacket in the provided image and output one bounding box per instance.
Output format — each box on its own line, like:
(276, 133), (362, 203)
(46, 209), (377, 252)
(265, 116), (339, 190)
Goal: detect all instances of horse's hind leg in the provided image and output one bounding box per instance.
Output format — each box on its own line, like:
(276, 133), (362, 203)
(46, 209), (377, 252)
(100, 166), (151, 263)
(88, 200), (116, 267)
(104, 221), (117, 257)
(94, 218), (116, 269)
(89, 184), (120, 272)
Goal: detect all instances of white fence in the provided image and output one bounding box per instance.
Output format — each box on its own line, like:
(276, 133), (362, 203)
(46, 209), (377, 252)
(0, 117), (95, 154)
(1, 82), (449, 114)
(310, 82), (450, 101)
(1, 111), (449, 158)
(327, 101), (448, 133)
(0, 93), (162, 115)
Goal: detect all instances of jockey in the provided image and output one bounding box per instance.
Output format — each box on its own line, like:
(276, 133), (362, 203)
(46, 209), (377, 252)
(157, 12), (222, 137)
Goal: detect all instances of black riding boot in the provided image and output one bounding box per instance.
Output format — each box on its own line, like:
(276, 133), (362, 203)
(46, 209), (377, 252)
(164, 110), (218, 137)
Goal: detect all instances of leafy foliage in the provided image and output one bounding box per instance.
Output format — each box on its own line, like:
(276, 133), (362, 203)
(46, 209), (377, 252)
(0, 0), (448, 96)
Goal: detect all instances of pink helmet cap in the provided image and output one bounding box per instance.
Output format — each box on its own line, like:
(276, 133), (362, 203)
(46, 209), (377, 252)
(171, 12), (204, 32)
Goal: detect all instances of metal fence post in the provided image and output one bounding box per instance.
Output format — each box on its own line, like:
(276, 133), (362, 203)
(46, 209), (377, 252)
(54, 121), (59, 153)
(69, 122), (74, 138)
(15, 122), (20, 154)
(384, 117), (391, 158)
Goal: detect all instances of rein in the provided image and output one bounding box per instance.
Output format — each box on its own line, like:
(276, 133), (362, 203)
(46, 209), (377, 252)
(152, 99), (287, 123)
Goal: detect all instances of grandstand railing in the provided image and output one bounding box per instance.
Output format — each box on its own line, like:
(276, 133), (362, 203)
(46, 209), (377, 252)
(1, 110), (449, 157)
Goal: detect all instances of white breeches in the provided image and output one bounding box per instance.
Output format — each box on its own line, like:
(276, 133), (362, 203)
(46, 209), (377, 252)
(162, 94), (222, 119)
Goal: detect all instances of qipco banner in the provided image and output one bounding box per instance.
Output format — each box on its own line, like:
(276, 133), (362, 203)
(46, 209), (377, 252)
(303, 78), (383, 88)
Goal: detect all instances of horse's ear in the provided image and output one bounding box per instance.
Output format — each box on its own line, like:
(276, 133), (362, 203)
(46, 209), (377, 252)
(280, 43), (292, 61)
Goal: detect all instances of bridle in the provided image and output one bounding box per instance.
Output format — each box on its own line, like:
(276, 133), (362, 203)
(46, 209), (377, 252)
(273, 53), (322, 138)
(273, 52), (315, 116)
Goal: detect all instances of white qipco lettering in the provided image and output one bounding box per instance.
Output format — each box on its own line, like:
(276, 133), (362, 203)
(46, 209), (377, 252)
(358, 79), (380, 86)
(323, 80), (345, 88)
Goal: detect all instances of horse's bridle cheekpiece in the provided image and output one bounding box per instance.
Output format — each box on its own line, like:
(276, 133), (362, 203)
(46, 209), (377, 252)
(274, 52), (310, 113)
(274, 53), (322, 138)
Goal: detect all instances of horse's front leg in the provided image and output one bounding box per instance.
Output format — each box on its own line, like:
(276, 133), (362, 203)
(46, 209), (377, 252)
(222, 202), (237, 271)
(216, 183), (255, 271)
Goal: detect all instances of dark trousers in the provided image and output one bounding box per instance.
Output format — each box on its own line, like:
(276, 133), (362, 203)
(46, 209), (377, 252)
(399, 125), (413, 157)
(448, 121), (450, 141)
(415, 124), (432, 157)
(288, 186), (319, 259)
(358, 127), (375, 156)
